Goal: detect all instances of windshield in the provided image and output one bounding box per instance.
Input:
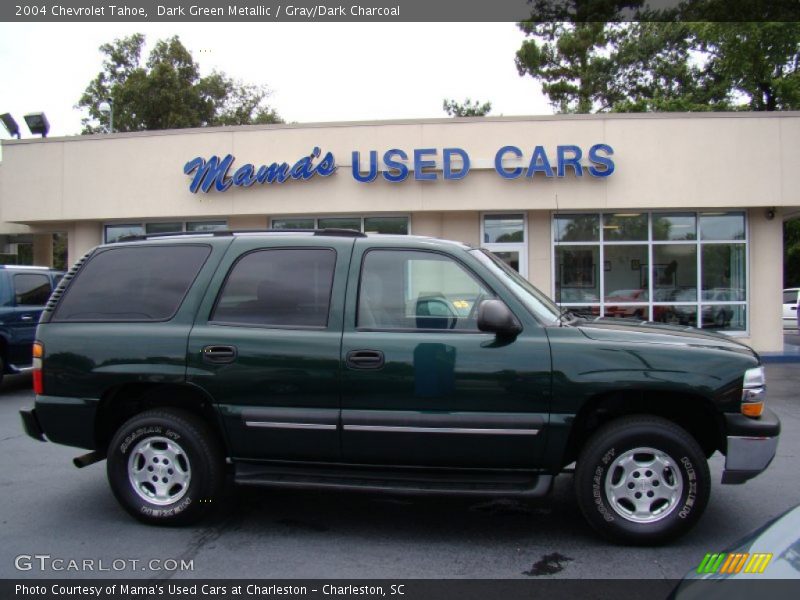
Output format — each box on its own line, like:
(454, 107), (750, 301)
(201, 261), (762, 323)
(471, 249), (561, 325)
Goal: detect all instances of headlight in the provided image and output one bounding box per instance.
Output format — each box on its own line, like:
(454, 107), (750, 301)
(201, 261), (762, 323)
(741, 366), (766, 417)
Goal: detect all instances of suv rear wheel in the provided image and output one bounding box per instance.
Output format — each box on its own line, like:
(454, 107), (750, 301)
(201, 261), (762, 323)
(106, 408), (224, 525)
(574, 415), (710, 545)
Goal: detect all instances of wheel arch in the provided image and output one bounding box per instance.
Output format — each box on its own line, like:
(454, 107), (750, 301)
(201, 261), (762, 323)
(562, 389), (726, 468)
(94, 382), (229, 456)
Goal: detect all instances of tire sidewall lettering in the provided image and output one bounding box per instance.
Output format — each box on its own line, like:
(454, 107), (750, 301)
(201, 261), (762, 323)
(592, 455), (615, 522)
(115, 422), (193, 517)
(678, 456), (697, 519)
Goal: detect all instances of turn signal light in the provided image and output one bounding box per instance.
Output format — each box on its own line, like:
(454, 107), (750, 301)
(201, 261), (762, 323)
(741, 402), (764, 418)
(32, 341), (43, 395)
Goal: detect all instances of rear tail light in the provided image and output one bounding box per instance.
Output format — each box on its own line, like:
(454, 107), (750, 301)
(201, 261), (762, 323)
(32, 341), (43, 395)
(741, 366), (765, 418)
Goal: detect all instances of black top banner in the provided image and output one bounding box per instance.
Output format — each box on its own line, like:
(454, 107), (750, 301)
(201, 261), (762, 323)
(2, 0), (799, 23)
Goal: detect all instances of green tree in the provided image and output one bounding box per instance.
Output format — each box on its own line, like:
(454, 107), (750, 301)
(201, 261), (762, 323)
(77, 34), (282, 133)
(442, 98), (492, 117)
(785, 218), (800, 287)
(516, 21), (800, 113)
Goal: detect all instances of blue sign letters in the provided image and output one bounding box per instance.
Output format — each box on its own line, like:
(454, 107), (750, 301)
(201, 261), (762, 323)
(185, 144), (614, 193)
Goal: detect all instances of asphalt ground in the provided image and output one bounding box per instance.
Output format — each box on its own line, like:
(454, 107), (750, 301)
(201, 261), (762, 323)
(0, 365), (798, 581)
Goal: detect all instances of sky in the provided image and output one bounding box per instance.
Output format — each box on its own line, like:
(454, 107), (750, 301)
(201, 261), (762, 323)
(0, 22), (553, 141)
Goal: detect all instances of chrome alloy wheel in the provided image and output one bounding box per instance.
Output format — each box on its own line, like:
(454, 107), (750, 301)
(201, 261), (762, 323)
(604, 447), (684, 523)
(127, 436), (192, 506)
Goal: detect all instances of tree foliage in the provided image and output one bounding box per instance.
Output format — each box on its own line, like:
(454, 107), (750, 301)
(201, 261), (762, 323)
(77, 34), (282, 134)
(516, 21), (800, 113)
(442, 98), (492, 117)
(785, 218), (800, 287)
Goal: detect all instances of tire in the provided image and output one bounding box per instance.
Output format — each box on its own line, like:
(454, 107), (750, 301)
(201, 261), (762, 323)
(106, 408), (224, 525)
(574, 415), (710, 545)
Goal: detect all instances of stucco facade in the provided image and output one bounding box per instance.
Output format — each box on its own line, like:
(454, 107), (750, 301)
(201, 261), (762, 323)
(1, 112), (797, 352)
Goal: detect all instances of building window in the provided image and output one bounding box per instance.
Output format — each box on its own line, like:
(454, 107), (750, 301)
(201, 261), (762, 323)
(271, 216), (409, 235)
(553, 211), (747, 333)
(481, 213), (527, 276)
(105, 220), (226, 243)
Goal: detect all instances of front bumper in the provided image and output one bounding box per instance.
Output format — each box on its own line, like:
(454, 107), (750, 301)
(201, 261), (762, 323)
(20, 408), (46, 442)
(722, 408), (780, 484)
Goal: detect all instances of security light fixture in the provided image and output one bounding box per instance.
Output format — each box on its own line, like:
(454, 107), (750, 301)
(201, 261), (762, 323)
(1, 113), (21, 138)
(24, 112), (50, 137)
(98, 100), (113, 133)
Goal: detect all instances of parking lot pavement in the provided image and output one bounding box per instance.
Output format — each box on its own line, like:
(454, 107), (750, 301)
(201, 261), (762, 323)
(0, 365), (797, 580)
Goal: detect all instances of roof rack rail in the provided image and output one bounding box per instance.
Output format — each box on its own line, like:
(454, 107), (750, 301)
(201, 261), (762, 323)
(117, 228), (367, 242)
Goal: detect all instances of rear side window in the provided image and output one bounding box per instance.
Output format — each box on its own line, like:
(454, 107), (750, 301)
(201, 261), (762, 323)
(53, 245), (211, 322)
(211, 248), (336, 328)
(14, 273), (52, 306)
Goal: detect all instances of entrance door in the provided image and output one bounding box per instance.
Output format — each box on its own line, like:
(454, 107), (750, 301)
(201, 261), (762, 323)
(340, 244), (551, 468)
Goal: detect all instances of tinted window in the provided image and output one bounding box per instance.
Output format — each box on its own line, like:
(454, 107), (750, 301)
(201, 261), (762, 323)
(784, 291), (798, 304)
(358, 250), (494, 331)
(14, 274), (52, 306)
(211, 249), (336, 328)
(54, 245), (210, 321)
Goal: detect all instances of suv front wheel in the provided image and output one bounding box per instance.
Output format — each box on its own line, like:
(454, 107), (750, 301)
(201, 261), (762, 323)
(575, 415), (710, 545)
(106, 408), (224, 525)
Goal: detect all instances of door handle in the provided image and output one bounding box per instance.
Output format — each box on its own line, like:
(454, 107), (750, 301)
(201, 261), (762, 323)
(20, 315), (35, 321)
(346, 350), (385, 370)
(202, 345), (238, 364)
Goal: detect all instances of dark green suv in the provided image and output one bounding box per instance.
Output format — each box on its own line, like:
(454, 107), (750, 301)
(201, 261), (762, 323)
(19, 230), (780, 544)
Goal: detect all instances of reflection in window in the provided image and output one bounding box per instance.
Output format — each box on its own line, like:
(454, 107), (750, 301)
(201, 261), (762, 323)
(603, 213), (647, 241)
(145, 222), (182, 235)
(554, 214), (599, 242)
(653, 304), (698, 327)
(553, 211), (747, 333)
(491, 251), (520, 272)
(364, 217), (409, 234)
(318, 217), (362, 231)
(700, 212), (745, 240)
(358, 250), (493, 331)
(603, 245), (648, 302)
(105, 224), (145, 243)
(653, 245), (698, 297)
(484, 214), (524, 243)
(14, 274), (52, 306)
(556, 246), (599, 303)
(701, 244), (746, 300)
(212, 249), (336, 328)
(702, 305), (746, 331)
(272, 218), (315, 230)
(187, 221), (227, 232)
(653, 213), (696, 241)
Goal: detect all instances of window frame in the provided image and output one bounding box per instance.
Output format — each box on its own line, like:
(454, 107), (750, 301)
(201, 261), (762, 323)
(13, 272), (52, 307)
(104, 220), (227, 243)
(551, 210), (749, 335)
(51, 244), (212, 323)
(271, 214), (411, 235)
(354, 247), (503, 334)
(480, 212), (528, 278)
(208, 246), (338, 331)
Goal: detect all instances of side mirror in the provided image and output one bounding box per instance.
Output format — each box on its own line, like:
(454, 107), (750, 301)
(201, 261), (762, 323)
(477, 299), (521, 338)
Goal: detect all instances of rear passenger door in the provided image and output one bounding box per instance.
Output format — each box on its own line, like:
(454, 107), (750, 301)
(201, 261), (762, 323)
(186, 236), (353, 462)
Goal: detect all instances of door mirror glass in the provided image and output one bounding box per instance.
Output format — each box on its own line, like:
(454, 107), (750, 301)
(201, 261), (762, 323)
(477, 299), (521, 337)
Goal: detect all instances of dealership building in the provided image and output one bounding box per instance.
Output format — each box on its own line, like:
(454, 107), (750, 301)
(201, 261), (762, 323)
(0, 111), (797, 352)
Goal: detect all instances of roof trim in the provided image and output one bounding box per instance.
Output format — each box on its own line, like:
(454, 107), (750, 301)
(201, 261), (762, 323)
(3, 111), (800, 146)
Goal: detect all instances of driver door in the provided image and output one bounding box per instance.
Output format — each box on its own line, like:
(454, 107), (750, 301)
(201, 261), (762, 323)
(340, 244), (551, 468)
